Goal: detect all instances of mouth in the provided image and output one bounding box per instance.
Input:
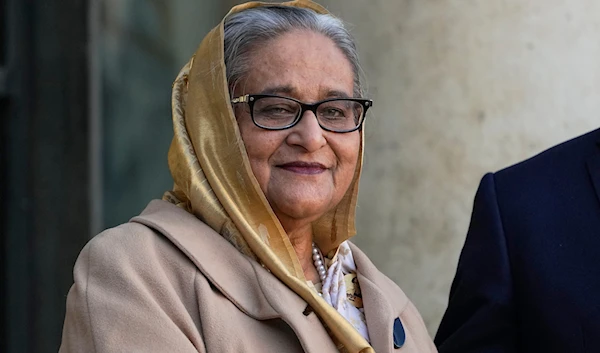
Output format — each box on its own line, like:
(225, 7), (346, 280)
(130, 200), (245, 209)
(277, 161), (328, 175)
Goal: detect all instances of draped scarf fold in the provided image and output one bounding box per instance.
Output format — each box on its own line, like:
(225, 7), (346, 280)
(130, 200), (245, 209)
(163, 1), (371, 352)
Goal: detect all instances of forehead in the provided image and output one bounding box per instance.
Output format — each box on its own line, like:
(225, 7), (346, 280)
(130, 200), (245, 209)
(242, 30), (355, 99)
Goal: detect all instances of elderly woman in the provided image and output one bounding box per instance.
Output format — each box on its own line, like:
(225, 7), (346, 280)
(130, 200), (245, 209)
(60, 1), (435, 352)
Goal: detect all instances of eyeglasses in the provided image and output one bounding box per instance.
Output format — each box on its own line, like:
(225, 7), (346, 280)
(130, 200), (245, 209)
(231, 94), (373, 133)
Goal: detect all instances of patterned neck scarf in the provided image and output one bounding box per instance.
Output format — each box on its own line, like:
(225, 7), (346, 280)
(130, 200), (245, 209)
(322, 241), (370, 342)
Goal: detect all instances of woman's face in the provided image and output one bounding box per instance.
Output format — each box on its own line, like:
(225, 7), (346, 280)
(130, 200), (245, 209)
(234, 30), (360, 233)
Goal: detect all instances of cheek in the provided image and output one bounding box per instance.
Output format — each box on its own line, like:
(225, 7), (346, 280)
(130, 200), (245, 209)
(246, 143), (270, 180)
(337, 134), (360, 170)
(332, 133), (361, 187)
(237, 122), (281, 192)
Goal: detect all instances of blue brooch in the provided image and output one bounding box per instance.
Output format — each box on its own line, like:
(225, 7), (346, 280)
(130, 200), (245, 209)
(393, 317), (406, 349)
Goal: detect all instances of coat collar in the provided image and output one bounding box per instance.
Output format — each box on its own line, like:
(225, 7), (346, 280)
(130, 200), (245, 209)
(350, 243), (409, 352)
(132, 200), (342, 353)
(131, 200), (288, 320)
(132, 200), (411, 352)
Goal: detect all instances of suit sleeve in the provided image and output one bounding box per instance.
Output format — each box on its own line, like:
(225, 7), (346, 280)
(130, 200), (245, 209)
(434, 173), (517, 353)
(59, 226), (206, 353)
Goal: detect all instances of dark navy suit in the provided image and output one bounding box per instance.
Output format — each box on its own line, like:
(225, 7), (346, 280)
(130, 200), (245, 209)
(435, 128), (600, 353)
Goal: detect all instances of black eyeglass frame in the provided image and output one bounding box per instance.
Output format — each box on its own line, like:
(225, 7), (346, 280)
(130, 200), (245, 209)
(231, 94), (373, 133)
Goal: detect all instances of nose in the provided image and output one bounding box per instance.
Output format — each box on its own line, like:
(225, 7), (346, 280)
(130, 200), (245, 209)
(285, 110), (327, 152)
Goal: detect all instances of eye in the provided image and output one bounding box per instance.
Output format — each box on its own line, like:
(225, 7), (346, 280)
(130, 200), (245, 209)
(262, 105), (295, 114)
(323, 108), (345, 118)
(319, 102), (350, 120)
(254, 102), (299, 122)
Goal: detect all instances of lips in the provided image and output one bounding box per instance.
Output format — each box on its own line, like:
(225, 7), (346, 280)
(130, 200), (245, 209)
(277, 161), (328, 175)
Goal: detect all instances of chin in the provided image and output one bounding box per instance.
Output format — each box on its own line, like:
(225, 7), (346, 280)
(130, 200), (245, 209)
(274, 200), (331, 224)
(266, 184), (339, 225)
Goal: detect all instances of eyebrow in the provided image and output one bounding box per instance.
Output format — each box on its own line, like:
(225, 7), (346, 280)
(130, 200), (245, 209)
(260, 85), (295, 96)
(325, 90), (351, 99)
(259, 86), (353, 99)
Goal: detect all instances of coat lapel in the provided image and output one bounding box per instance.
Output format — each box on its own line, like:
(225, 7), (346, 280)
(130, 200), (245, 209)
(133, 201), (421, 352)
(131, 200), (285, 320)
(350, 243), (409, 352)
(131, 200), (339, 353)
(587, 139), (600, 206)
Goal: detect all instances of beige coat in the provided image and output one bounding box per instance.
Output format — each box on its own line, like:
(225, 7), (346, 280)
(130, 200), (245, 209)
(60, 200), (436, 353)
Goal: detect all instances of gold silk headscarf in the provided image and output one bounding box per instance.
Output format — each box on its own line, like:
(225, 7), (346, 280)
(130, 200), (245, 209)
(163, 1), (371, 352)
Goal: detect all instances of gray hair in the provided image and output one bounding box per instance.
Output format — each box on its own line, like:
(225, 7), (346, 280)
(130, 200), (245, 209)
(223, 5), (364, 97)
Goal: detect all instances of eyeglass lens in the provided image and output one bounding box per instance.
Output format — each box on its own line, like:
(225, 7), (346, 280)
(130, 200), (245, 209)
(252, 97), (364, 131)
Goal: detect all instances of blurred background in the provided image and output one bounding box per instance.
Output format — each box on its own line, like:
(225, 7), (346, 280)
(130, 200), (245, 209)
(1, 0), (599, 351)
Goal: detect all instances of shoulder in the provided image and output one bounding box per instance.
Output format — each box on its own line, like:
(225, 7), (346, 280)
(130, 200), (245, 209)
(62, 205), (207, 352)
(471, 128), (600, 249)
(84, 221), (187, 268)
(75, 208), (199, 294)
(86, 221), (162, 255)
(84, 199), (214, 271)
(485, 128), (599, 210)
(70, 205), (204, 322)
(494, 127), (600, 189)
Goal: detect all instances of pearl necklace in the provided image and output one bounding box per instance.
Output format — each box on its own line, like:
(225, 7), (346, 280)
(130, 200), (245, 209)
(312, 242), (327, 283)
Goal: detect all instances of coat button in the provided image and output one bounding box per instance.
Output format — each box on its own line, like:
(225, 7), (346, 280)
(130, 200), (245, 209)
(393, 317), (406, 349)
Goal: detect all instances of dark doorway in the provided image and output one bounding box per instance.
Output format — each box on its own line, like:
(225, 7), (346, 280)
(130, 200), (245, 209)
(2, 0), (90, 352)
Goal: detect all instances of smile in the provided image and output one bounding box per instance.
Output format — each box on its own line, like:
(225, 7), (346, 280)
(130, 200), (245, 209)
(277, 162), (328, 175)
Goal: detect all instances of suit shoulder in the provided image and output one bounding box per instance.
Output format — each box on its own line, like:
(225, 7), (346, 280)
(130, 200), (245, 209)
(496, 127), (599, 180)
(489, 128), (599, 222)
